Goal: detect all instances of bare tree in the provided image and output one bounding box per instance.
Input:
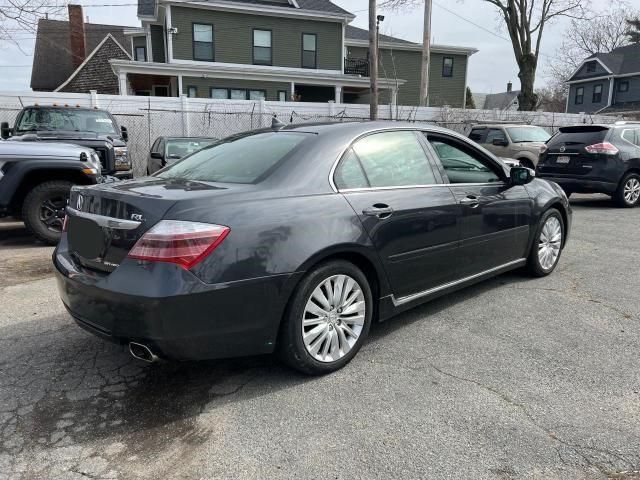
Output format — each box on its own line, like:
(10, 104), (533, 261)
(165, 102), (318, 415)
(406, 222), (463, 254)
(548, 4), (636, 85)
(1, 0), (66, 47)
(627, 17), (640, 43)
(483, 0), (587, 111)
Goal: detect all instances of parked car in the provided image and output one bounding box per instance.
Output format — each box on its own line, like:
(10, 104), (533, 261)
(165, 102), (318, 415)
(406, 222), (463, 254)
(55, 122), (571, 374)
(537, 123), (640, 207)
(498, 157), (521, 169)
(147, 137), (217, 174)
(1, 105), (132, 179)
(0, 141), (102, 244)
(469, 124), (551, 170)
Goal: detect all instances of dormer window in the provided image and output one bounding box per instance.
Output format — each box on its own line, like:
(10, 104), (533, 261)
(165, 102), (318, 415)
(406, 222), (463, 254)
(586, 61), (596, 73)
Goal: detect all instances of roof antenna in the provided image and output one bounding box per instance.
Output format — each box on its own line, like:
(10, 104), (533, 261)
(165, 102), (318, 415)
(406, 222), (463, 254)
(271, 114), (286, 129)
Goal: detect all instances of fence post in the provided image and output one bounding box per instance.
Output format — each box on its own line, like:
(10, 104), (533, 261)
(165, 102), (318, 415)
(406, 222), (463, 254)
(180, 94), (189, 136)
(258, 98), (266, 127)
(90, 90), (99, 108)
(328, 100), (336, 117)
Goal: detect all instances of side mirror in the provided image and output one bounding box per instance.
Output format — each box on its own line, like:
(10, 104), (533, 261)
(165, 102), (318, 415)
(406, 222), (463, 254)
(1, 122), (11, 140)
(492, 138), (508, 147)
(150, 152), (164, 159)
(120, 126), (128, 142)
(510, 166), (534, 186)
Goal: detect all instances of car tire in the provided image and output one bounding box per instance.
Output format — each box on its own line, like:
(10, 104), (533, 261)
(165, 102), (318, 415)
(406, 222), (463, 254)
(614, 172), (640, 208)
(527, 208), (564, 277)
(22, 180), (74, 245)
(519, 158), (535, 170)
(277, 260), (373, 375)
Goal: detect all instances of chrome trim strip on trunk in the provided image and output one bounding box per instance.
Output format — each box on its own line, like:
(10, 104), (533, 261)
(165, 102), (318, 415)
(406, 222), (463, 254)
(66, 207), (141, 230)
(391, 258), (527, 307)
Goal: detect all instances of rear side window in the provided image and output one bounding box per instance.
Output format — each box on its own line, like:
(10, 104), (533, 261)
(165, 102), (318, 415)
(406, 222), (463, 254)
(334, 149), (368, 190)
(469, 128), (486, 142)
(349, 131), (437, 188)
(158, 132), (307, 183)
(486, 129), (507, 144)
(622, 129), (640, 147)
(551, 126), (609, 146)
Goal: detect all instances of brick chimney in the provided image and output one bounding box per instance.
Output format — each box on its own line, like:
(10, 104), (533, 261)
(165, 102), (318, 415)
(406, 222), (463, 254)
(68, 4), (86, 69)
(507, 81), (513, 93)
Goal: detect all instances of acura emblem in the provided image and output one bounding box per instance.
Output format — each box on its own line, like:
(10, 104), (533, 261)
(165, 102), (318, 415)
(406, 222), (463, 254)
(76, 194), (84, 211)
(559, 146), (566, 153)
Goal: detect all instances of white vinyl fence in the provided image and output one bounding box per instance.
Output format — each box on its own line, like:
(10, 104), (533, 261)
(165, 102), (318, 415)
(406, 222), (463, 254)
(0, 90), (621, 177)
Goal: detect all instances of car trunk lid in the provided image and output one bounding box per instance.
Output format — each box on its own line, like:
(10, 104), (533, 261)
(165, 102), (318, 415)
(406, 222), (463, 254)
(539, 126), (610, 175)
(65, 177), (232, 273)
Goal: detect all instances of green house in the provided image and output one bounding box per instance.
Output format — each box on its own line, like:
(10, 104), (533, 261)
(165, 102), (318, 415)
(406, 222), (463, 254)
(117, 0), (477, 107)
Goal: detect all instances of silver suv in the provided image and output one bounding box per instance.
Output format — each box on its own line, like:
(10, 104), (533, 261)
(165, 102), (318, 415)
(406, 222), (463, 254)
(469, 124), (551, 169)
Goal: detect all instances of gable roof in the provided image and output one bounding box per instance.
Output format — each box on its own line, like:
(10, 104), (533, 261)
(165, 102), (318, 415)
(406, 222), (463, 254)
(582, 43), (640, 75)
(31, 19), (127, 91)
(483, 91), (520, 110)
(138, 0), (352, 17)
(55, 34), (131, 92)
(345, 25), (416, 45)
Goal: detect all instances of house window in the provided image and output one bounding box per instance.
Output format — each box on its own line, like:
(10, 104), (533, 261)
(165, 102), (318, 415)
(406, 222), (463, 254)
(442, 57), (453, 77)
(249, 90), (266, 100)
(230, 89), (248, 100)
(134, 46), (146, 62)
(278, 90), (287, 102)
(253, 29), (272, 65)
(210, 88), (228, 99)
(593, 84), (603, 103)
(193, 23), (214, 61)
(586, 61), (596, 73)
(187, 86), (198, 98)
(302, 33), (317, 69)
(619, 81), (629, 93)
(575, 86), (584, 105)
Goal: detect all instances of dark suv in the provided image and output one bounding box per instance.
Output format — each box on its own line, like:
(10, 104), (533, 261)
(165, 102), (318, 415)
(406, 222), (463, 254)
(1, 106), (132, 179)
(537, 123), (640, 207)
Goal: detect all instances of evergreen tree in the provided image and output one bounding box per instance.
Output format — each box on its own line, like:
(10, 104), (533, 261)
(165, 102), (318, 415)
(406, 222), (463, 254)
(627, 18), (640, 43)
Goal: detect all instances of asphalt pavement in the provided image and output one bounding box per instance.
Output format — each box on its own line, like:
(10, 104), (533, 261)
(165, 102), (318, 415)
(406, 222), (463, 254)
(0, 195), (638, 480)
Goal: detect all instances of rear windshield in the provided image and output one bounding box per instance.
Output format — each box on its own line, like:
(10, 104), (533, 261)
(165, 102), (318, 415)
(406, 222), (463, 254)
(157, 132), (308, 184)
(551, 126), (609, 145)
(15, 107), (118, 135)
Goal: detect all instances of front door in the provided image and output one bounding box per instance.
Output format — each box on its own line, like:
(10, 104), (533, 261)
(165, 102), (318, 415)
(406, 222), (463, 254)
(334, 130), (461, 299)
(424, 133), (533, 277)
(483, 128), (511, 158)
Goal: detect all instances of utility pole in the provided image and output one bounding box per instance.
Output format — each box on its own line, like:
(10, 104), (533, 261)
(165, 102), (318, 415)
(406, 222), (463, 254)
(419, 0), (432, 107)
(369, 0), (379, 120)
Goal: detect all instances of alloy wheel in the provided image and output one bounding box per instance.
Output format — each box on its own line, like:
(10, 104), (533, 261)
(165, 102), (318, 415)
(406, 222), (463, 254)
(39, 195), (67, 233)
(623, 178), (640, 205)
(302, 274), (366, 363)
(538, 216), (562, 271)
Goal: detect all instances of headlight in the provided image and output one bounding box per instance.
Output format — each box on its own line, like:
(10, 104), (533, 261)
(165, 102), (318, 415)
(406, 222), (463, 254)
(114, 147), (130, 171)
(80, 151), (101, 175)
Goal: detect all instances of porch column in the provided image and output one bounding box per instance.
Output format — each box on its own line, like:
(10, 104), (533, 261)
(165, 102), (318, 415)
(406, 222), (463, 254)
(335, 85), (342, 103)
(390, 87), (398, 119)
(118, 72), (128, 96)
(290, 81), (295, 101)
(178, 74), (183, 96)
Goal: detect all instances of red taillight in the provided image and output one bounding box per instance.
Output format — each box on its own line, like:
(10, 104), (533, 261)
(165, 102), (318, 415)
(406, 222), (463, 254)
(128, 220), (230, 270)
(585, 142), (619, 155)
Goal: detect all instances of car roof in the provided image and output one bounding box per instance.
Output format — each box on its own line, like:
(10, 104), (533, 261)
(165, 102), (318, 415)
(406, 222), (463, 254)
(268, 120), (460, 137)
(470, 124), (541, 129)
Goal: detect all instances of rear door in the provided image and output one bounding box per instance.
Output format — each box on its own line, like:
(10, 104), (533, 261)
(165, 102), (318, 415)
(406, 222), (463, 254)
(424, 133), (533, 277)
(335, 130), (461, 299)
(538, 126), (611, 180)
(483, 128), (511, 157)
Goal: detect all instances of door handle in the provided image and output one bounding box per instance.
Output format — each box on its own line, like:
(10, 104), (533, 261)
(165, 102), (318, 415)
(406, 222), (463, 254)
(363, 204), (394, 218)
(459, 196), (480, 208)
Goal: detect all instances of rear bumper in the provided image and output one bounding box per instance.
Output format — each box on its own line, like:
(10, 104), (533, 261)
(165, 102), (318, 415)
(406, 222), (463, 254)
(537, 175), (618, 194)
(53, 242), (301, 361)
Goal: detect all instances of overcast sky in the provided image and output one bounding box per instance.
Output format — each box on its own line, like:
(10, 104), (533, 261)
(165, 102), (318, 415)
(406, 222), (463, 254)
(0, 0), (610, 93)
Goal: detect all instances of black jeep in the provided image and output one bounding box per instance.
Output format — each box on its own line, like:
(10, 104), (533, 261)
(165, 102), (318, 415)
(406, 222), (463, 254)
(1, 105), (132, 179)
(0, 140), (102, 244)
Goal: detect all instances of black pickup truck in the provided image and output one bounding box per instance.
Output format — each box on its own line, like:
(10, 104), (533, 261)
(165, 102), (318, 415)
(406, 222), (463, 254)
(1, 105), (132, 179)
(0, 140), (103, 244)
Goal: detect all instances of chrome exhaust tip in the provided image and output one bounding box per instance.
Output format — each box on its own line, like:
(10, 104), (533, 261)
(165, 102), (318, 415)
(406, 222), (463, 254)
(129, 342), (159, 363)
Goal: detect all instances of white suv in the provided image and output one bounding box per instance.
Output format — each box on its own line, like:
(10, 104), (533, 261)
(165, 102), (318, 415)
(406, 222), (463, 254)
(469, 124), (551, 170)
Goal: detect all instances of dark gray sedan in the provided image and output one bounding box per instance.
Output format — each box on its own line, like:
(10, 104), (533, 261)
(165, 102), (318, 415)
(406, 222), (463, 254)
(55, 122), (571, 374)
(147, 136), (217, 174)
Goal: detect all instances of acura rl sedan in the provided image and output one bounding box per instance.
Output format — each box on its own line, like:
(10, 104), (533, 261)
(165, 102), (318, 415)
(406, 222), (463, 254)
(54, 122), (571, 375)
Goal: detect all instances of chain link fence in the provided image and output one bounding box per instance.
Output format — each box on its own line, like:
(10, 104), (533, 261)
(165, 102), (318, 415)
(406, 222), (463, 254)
(0, 91), (622, 177)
